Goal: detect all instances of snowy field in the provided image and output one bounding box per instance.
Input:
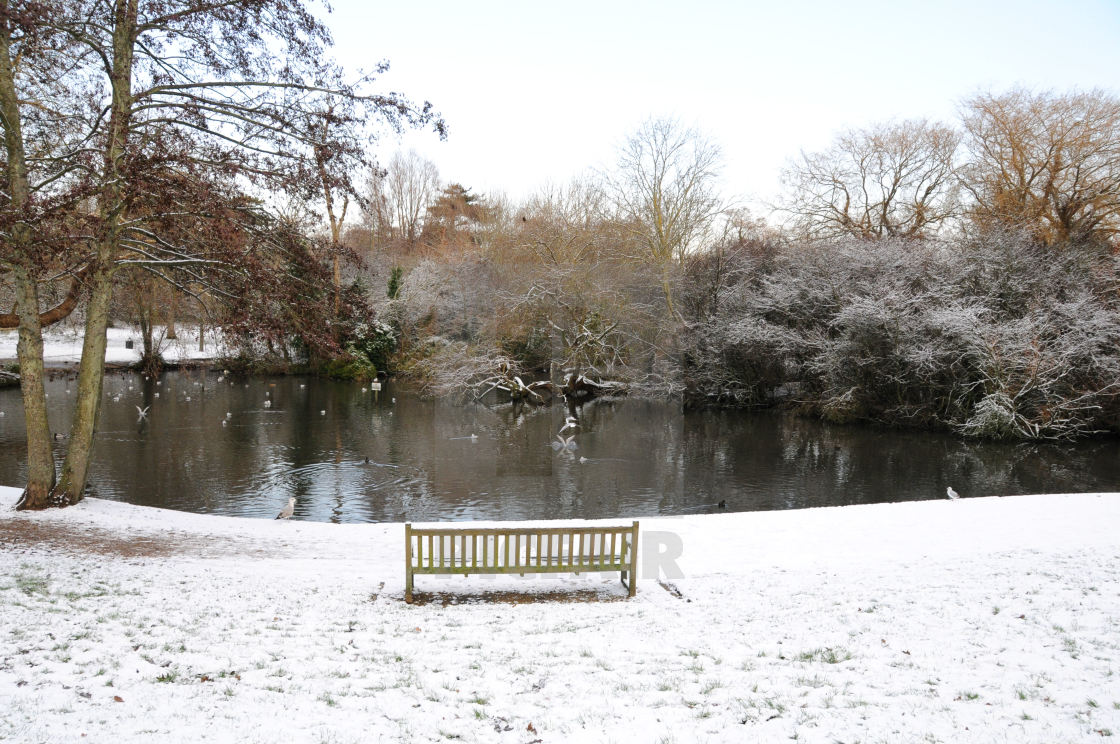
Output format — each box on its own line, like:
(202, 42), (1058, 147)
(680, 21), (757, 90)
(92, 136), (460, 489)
(1, 487), (1118, 743)
(0, 326), (221, 366)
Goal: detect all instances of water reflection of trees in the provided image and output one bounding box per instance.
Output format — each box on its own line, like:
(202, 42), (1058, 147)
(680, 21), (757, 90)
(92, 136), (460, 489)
(3, 372), (1118, 522)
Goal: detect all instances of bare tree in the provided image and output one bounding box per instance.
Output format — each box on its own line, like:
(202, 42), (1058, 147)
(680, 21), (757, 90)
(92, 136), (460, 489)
(383, 149), (440, 248)
(960, 88), (1120, 248)
(778, 119), (961, 241)
(605, 118), (725, 316)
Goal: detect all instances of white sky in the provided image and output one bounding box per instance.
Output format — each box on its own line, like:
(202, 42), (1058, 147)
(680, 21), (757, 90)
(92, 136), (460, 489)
(327, 0), (1120, 212)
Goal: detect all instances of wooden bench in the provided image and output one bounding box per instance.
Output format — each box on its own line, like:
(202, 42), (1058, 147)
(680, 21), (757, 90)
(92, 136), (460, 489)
(405, 521), (639, 602)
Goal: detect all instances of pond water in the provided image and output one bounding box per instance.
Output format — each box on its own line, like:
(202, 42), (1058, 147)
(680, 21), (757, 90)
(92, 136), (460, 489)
(1, 371), (1118, 523)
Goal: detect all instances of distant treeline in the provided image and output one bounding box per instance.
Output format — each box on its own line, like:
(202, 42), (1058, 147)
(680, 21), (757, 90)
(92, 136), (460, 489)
(349, 89), (1120, 440)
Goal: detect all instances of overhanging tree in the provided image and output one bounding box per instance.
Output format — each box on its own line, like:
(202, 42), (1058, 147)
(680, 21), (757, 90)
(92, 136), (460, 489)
(7, 0), (441, 509)
(0, 0), (96, 507)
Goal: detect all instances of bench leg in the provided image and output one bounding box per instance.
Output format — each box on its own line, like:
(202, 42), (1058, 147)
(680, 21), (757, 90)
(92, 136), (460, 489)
(405, 570), (413, 604)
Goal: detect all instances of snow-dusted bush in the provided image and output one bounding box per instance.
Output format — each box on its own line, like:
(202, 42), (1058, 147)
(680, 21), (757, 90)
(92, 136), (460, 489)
(397, 257), (494, 343)
(685, 232), (1120, 439)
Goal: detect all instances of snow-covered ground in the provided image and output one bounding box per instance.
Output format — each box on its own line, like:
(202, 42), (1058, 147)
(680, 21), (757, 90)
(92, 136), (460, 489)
(2, 489), (1118, 742)
(0, 326), (221, 366)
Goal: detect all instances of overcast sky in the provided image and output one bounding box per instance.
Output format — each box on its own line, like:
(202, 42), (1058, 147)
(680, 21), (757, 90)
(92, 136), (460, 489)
(327, 0), (1120, 212)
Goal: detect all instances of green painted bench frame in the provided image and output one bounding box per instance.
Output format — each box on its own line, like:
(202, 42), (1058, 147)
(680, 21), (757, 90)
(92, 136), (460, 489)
(404, 521), (639, 602)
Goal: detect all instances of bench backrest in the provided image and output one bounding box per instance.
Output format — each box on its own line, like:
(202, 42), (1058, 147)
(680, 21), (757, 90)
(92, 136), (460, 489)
(405, 522), (639, 575)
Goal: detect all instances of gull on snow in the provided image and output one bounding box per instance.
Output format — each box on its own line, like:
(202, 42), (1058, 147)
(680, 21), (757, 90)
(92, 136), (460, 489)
(275, 497), (296, 520)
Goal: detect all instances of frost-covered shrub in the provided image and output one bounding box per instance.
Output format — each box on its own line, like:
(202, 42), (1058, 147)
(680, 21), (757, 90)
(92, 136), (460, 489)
(398, 258), (493, 342)
(959, 392), (1019, 439)
(684, 233), (1120, 438)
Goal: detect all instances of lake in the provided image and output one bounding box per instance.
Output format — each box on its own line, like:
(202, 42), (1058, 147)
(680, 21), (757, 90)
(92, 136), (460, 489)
(1, 371), (1118, 522)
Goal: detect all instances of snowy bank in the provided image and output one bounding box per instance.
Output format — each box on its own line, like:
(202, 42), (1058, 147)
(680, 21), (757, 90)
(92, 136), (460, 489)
(0, 326), (222, 366)
(1, 489), (1118, 743)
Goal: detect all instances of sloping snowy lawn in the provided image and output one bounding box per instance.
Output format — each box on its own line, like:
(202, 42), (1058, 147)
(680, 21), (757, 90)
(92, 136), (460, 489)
(1, 488), (1118, 743)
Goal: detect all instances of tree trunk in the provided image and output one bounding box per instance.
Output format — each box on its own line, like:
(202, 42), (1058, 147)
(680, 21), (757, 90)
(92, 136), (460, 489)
(1, 9), (58, 508)
(166, 289), (177, 340)
(139, 306), (153, 361)
(660, 263), (676, 318)
(12, 267), (57, 509)
(51, 0), (139, 504)
(51, 266), (114, 505)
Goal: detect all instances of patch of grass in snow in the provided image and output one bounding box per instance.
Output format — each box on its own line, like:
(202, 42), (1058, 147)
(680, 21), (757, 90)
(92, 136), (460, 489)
(467, 695), (489, 705)
(1087, 698), (1099, 708)
(992, 606), (1001, 615)
(15, 570), (49, 596)
(155, 670), (179, 683)
(959, 691), (980, 701)
(796, 646), (852, 664)
(1063, 637), (1081, 659)
(794, 675), (827, 689)
(700, 679), (722, 694)
(61, 582), (123, 601)
(318, 692), (338, 707)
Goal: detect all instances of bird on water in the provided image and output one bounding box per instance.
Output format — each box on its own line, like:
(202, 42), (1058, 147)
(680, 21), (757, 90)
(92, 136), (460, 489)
(276, 497), (296, 520)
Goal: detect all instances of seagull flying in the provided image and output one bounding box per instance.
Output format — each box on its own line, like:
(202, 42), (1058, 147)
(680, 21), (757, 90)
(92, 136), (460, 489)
(558, 416), (579, 434)
(947, 486), (960, 500)
(276, 497), (295, 520)
(136, 405), (149, 420)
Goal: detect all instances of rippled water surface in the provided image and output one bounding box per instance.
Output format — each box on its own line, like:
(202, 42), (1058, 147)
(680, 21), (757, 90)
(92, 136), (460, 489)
(1, 371), (1118, 522)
